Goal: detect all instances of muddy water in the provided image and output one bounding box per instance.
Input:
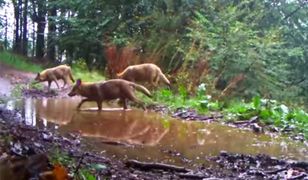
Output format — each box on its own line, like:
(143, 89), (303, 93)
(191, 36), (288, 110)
(8, 98), (308, 166)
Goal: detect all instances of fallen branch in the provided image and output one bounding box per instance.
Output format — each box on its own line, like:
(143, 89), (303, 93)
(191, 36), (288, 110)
(265, 167), (287, 174)
(101, 140), (133, 147)
(232, 116), (259, 125)
(177, 173), (209, 179)
(126, 159), (191, 173)
(73, 152), (88, 177)
(290, 161), (308, 170)
(287, 173), (307, 180)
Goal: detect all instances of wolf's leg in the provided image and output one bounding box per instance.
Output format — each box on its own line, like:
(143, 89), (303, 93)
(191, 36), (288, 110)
(120, 98), (128, 110)
(151, 71), (159, 87)
(62, 78), (67, 88)
(125, 91), (146, 110)
(51, 76), (60, 89)
(47, 81), (52, 91)
(77, 99), (91, 110)
(97, 100), (103, 111)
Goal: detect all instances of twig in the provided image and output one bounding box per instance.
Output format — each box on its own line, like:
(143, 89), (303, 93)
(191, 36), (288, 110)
(177, 173), (209, 179)
(233, 116), (259, 125)
(101, 140), (133, 147)
(126, 159), (191, 173)
(73, 152), (88, 177)
(265, 167), (287, 174)
(287, 173), (307, 180)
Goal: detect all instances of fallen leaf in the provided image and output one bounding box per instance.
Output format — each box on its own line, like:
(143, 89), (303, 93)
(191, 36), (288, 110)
(53, 164), (69, 180)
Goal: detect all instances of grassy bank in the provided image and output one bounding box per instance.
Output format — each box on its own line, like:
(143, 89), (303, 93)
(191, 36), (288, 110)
(0, 51), (105, 82)
(149, 87), (308, 140)
(0, 51), (42, 72)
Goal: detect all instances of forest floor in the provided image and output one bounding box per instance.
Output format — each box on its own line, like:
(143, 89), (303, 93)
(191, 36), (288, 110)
(0, 62), (307, 179)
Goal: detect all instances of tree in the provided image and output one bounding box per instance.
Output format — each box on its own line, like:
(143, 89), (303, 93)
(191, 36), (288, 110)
(46, 0), (56, 61)
(30, 0), (46, 58)
(12, 0), (22, 53)
(21, 0), (28, 55)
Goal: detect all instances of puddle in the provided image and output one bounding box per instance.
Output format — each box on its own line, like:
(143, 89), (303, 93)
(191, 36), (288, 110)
(0, 77), (12, 96)
(6, 98), (308, 166)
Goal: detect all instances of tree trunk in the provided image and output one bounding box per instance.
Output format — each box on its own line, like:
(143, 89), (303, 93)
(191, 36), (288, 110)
(19, 0), (23, 53)
(32, 20), (35, 57)
(46, 1), (57, 62)
(4, 9), (8, 49)
(13, 0), (22, 53)
(36, 20), (45, 58)
(22, 0), (28, 55)
(31, 0), (46, 58)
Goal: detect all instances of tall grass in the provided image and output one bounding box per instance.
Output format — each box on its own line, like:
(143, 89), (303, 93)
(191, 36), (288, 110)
(0, 51), (42, 72)
(71, 60), (105, 82)
(72, 65), (105, 82)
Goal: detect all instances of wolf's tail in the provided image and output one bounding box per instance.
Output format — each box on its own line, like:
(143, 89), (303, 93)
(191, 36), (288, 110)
(116, 68), (128, 78)
(158, 70), (170, 86)
(130, 83), (152, 98)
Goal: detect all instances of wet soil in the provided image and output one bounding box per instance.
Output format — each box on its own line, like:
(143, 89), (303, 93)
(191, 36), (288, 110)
(0, 62), (35, 85)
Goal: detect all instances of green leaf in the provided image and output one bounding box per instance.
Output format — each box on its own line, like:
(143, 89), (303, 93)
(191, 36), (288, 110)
(252, 96), (261, 110)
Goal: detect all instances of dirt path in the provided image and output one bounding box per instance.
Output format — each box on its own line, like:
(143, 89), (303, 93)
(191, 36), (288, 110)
(0, 62), (71, 98)
(0, 62), (35, 95)
(0, 62), (36, 84)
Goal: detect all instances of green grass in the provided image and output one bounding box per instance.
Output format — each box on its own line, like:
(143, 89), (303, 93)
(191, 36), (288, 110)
(72, 65), (105, 83)
(0, 51), (43, 72)
(150, 87), (308, 139)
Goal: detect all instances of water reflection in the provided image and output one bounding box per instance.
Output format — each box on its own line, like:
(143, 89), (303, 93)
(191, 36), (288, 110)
(24, 98), (36, 126)
(17, 98), (308, 164)
(64, 110), (169, 146)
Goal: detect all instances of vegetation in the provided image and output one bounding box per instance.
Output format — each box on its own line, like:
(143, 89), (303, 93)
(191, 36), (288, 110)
(50, 148), (101, 179)
(0, 51), (42, 72)
(0, 0), (307, 106)
(149, 86), (308, 139)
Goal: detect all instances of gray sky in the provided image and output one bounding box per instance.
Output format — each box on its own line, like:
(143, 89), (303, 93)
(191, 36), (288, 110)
(0, 1), (14, 42)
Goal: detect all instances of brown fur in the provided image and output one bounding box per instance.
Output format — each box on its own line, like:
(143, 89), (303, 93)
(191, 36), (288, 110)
(117, 63), (170, 88)
(35, 65), (75, 91)
(68, 79), (151, 110)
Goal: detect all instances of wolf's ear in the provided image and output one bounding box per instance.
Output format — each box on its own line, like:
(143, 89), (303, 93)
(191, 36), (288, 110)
(76, 79), (82, 86)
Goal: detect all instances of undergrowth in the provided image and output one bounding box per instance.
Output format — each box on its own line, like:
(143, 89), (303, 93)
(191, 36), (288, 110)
(72, 60), (105, 82)
(150, 84), (308, 139)
(49, 148), (106, 179)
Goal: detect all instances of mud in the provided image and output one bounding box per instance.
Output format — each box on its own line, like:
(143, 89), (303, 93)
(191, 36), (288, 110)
(1, 107), (307, 179)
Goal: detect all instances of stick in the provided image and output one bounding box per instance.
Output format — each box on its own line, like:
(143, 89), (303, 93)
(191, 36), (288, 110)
(126, 159), (191, 173)
(177, 173), (209, 179)
(265, 167), (287, 174)
(73, 152), (88, 177)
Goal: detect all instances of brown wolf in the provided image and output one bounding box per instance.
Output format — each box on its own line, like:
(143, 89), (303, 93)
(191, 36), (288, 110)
(117, 63), (170, 88)
(34, 64), (75, 90)
(68, 79), (151, 110)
